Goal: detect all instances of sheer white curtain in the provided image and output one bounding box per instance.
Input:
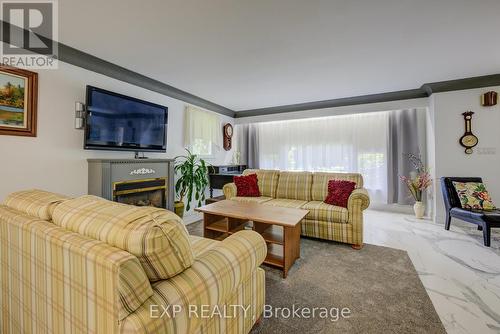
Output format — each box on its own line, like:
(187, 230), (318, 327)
(256, 112), (389, 203)
(184, 105), (222, 155)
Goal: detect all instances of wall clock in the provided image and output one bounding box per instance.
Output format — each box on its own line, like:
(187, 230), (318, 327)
(459, 111), (478, 154)
(223, 123), (233, 151)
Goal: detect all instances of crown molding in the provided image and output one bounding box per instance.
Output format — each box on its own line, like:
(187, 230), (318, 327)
(3, 21), (500, 120)
(235, 74), (500, 118)
(0, 20), (235, 117)
(234, 89), (427, 118)
(420, 74), (500, 95)
(58, 43), (235, 117)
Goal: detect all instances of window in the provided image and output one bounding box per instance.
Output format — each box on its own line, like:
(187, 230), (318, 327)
(184, 105), (221, 156)
(191, 138), (213, 156)
(255, 111), (389, 203)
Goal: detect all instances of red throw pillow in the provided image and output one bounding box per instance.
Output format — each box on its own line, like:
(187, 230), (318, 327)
(324, 180), (356, 208)
(234, 174), (261, 197)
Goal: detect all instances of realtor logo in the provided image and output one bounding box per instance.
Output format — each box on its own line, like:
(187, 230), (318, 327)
(1, 0), (58, 69)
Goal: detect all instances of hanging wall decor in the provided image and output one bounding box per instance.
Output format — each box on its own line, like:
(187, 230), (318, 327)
(0, 66), (38, 137)
(459, 111), (478, 154)
(481, 91), (497, 107)
(223, 123), (233, 151)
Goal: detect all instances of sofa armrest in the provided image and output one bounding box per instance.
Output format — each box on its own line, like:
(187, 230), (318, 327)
(165, 230), (266, 303)
(347, 188), (369, 247)
(348, 188), (370, 212)
(223, 182), (237, 199)
(190, 230), (266, 293)
(120, 230), (267, 333)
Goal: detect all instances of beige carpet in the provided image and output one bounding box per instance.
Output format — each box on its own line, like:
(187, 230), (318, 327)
(187, 221), (445, 334)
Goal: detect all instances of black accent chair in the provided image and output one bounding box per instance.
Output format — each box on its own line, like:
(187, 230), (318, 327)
(441, 177), (500, 247)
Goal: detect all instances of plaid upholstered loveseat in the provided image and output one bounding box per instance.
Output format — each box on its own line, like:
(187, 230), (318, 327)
(0, 190), (266, 334)
(223, 170), (370, 248)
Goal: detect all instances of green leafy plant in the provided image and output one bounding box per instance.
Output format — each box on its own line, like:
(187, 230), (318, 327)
(174, 149), (210, 211)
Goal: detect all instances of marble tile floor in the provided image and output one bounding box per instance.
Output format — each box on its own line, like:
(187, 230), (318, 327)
(185, 209), (500, 333)
(364, 210), (500, 334)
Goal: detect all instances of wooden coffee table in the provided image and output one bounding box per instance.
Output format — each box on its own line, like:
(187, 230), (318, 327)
(195, 200), (309, 278)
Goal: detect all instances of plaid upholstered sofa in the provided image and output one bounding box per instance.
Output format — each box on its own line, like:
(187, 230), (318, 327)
(223, 169), (370, 248)
(0, 190), (266, 334)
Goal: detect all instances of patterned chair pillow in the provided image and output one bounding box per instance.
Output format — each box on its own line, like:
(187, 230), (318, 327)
(52, 195), (194, 281)
(452, 182), (496, 210)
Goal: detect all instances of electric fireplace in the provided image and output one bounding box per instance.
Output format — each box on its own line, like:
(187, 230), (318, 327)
(87, 159), (175, 210)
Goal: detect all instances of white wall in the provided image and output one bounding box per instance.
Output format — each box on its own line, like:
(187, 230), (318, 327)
(429, 86), (500, 223)
(0, 62), (235, 203)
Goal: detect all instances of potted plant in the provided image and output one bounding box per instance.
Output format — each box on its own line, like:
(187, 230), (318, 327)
(400, 154), (432, 219)
(174, 149), (210, 217)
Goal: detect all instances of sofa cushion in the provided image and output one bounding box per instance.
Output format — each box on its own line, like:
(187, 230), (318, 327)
(302, 201), (349, 224)
(243, 169), (279, 198)
(311, 172), (364, 201)
(234, 174), (261, 197)
(450, 207), (500, 223)
(3, 189), (69, 220)
(262, 198), (308, 208)
(324, 180), (357, 208)
(275, 171), (313, 201)
(52, 195), (194, 281)
(231, 196), (273, 204)
(301, 218), (354, 243)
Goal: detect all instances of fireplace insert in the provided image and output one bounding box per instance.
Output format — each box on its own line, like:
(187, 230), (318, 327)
(112, 177), (167, 208)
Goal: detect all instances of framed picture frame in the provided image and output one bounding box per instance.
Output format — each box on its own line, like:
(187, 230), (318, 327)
(0, 66), (38, 137)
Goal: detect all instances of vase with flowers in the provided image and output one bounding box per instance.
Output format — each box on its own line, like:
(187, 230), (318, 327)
(400, 154), (432, 219)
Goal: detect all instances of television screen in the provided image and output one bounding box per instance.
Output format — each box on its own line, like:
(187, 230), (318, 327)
(84, 86), (167, 152)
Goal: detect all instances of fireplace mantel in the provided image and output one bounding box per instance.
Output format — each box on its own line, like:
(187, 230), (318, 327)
(87, 158), (175, 210)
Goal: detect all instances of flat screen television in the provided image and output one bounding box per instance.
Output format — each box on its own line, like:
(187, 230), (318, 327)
(84, 86), (168, 152)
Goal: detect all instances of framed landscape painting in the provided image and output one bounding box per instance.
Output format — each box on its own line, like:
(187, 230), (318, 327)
(0, 66), (38, 137)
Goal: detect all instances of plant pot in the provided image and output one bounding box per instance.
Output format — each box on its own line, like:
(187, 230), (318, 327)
(174, 201), (185, 218)
(413, 201), (425, 219)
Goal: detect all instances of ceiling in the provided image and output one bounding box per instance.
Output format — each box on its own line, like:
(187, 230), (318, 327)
(59, 0), (500, 112)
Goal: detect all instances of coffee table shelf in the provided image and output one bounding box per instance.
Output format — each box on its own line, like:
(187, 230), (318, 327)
(259, 226), (284, 245)
(214, 233), (229, 241)
(205, 219), (228, 233)
(196, 200), (308, 278)
(205, 216), (251, 234)
(228, 223), (248, 234)
(264, 244), (284, 268)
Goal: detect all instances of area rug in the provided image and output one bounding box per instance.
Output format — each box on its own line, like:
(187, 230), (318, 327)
(187, 221), (445, 333)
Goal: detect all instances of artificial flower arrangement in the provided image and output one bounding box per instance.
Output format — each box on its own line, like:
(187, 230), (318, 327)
(400, 154), (432, 218)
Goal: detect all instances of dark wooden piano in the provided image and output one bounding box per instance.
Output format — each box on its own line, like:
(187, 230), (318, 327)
(208, 165), (247, 198)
